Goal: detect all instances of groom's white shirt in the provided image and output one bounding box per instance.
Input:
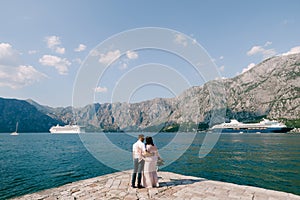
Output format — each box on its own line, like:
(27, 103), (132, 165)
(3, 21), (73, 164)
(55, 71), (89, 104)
(133, 140), (145, 160)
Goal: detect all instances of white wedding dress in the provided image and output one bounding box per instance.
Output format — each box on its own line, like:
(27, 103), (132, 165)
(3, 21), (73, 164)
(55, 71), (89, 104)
(143, 144), (159, 188)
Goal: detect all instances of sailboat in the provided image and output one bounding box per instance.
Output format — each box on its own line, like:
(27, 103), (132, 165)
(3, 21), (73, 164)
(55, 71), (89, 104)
(10, 122), (19, 136)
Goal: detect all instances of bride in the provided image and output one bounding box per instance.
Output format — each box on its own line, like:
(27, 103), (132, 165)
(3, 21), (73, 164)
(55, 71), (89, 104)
(142, 136), (161, 188)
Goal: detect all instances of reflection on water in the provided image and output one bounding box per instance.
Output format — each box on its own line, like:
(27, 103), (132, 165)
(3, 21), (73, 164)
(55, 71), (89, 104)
(164, 133), (300, 196)
(0, 132), (299, 199)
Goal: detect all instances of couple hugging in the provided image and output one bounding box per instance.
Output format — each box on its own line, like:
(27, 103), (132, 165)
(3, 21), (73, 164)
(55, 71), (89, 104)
(131, 134), (162, 188)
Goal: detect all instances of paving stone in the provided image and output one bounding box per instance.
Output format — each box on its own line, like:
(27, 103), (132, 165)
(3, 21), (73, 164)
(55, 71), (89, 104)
(148, 188), (159, 198)
(111, 179), (121, 189)
(105, 178), (114, 188)
(288, 193), (300, 200)
(191, 196), (206, 200)
(124, 195), (138, 200)
(11, 170), (300, 200)
(228, 188), (247, 199)
(137, 189), (149, 199)
(43, 196), (57, 200)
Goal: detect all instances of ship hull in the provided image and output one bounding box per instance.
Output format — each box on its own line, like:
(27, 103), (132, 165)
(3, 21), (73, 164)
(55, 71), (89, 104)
(212, 127), (293, 133)
(49, 125), (81, 134)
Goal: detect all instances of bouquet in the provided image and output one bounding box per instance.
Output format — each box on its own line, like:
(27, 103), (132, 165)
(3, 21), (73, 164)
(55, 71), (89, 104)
(157, 157), (165, 166)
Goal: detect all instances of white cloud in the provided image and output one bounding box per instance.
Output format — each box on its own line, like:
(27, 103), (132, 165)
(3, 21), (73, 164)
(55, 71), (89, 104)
(215, 76), (227, 80)
(126, 50), (138, 59)
(55, 47), (65, 54)
(90, 49), (100, 56)
(45, 36), (61, 49)
(114, 51), (139, 70)
(174, 34), (188, 47)
(219, 65), (225, 72)
(0, 65), (47, 89)
(99, 50), (121, 64)
(241, 63), (256, 74)
(192, 38), (197, 45)
(45, 35), (65, 54)
(0, 43), (21, 66)
(119, 62), (128, 70)
(94, 86), (108, 93)
(95, 49), (137, 69)
(247, 46), (264, 55)
(282, 46), (300, 56)
(39, 55), (71, 75)
(211, 58), (216, 62)
(263, 49), (276, 58)
(264, 41), (272, 46)
(0, 43), (14, 58)
(74, 44), (87, 52)
(219, 56), (224, 60)
(0, 43), (46, 89)
(247, 44), (276, 59)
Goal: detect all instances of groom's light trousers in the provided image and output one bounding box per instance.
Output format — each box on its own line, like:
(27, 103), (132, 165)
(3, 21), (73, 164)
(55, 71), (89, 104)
(132, 158), (145, 187)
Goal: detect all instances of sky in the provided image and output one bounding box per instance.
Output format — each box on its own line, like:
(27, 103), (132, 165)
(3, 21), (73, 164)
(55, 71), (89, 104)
(0, 0), (299, 107)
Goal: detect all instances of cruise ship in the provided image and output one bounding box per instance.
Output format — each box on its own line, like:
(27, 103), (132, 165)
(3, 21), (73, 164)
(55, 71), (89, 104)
(211, 119), (293, 133)
(49, 124), (81, 134)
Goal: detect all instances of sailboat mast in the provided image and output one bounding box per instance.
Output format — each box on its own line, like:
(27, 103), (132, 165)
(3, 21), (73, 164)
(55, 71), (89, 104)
(15, 122), (18, 132)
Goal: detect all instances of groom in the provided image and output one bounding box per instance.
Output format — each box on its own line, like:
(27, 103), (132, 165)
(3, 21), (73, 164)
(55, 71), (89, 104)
(131, 134), (145, 188)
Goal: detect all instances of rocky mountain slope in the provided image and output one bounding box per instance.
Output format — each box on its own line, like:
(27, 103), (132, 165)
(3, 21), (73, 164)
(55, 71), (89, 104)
(48, 53), (300, 132)
(224, 54), (299, 121)
(1, 53), (299, 132)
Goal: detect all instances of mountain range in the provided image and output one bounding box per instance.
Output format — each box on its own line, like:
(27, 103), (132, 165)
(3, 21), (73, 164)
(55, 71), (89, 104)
(0, 98), (62, 133)
(1, 53), (299, 133)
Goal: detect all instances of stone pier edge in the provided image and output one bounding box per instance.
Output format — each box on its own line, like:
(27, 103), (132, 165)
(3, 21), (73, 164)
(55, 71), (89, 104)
(11, 170), (300, 200)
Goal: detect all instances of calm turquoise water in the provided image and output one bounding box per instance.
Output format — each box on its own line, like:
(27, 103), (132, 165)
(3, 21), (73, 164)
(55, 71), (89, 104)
(0, 132), (299, 199)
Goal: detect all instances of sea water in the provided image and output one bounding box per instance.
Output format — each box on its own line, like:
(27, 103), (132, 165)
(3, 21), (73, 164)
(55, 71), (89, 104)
(0, 132), (299, 199)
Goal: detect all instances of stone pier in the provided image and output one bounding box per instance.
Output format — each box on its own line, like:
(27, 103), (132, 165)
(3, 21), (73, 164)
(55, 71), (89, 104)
(12, 170), (300, 200)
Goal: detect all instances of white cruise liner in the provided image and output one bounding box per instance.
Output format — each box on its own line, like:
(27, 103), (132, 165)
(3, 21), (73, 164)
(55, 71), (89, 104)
(211, 118), (293, 133)
(49, 124), (81, 134)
